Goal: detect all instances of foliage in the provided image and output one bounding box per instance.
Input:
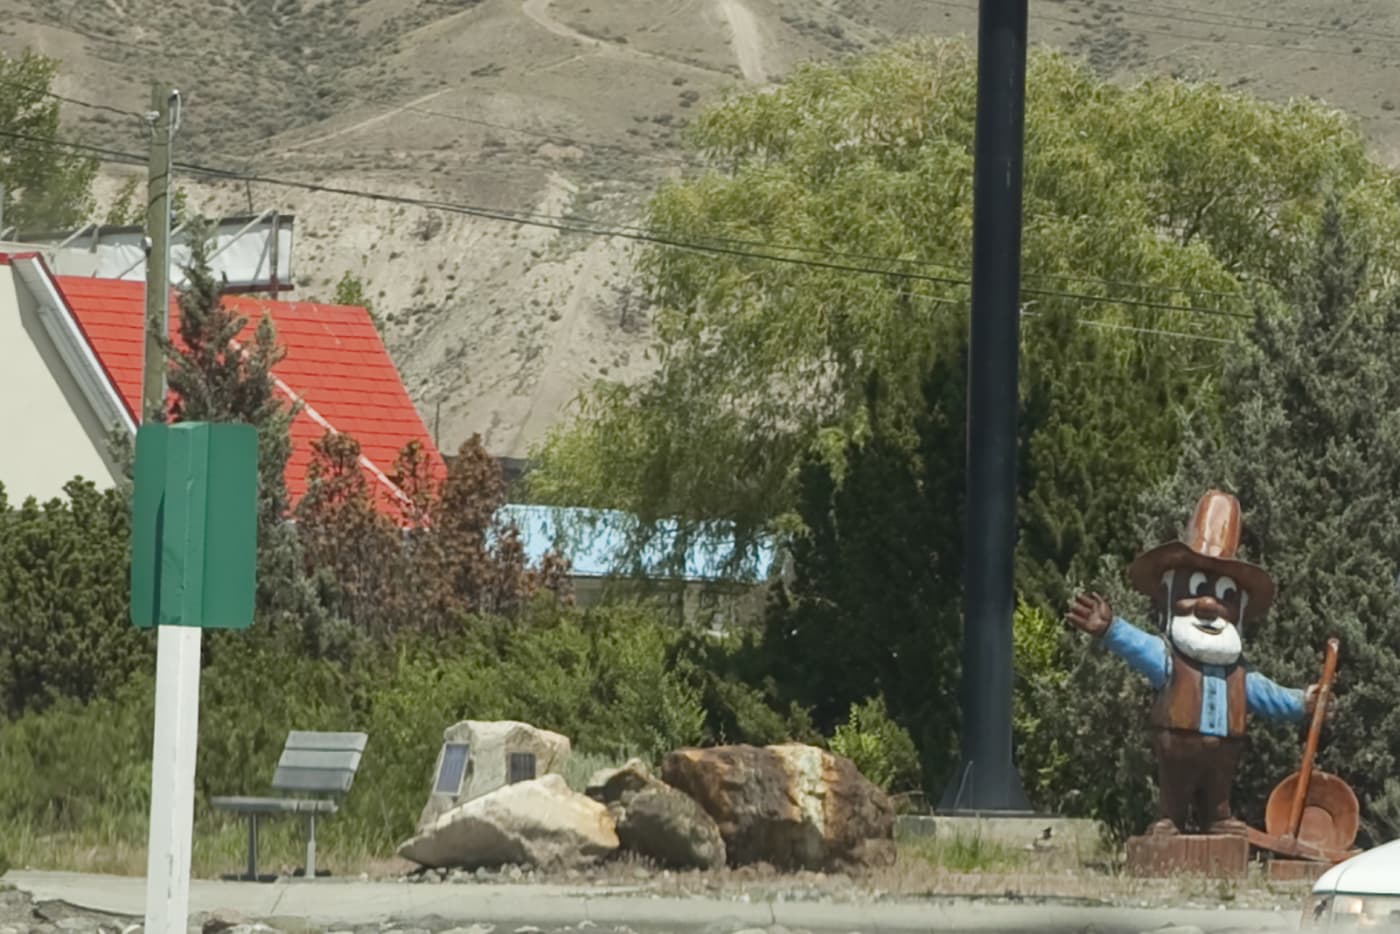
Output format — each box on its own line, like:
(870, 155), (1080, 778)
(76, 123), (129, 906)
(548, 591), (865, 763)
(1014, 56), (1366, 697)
(903, 833), (1027, 872)
(104, 177), (142, 227)
(0, 600), (798, 860)
(296, 433), (572, 641)
(754, 367), (964, 784)
(105, 178), (191, 228)
(331, 271), (378, 329)
(0, 480), (151, 720)
(529, 40), (1397, 597)
(1018, 203), (1400, 841)
(163, 222), (295, 522)
(528, 38), (1400, 802)
(1130, 201), (1400, 841)
(158, 225), (345, 655)
(1369, 778), (1400, 843)
(1011, 598), (1072, 797)
(0, 50), (97, 231)
(829, 695), (923, 793)
(0, 674), (154, 837)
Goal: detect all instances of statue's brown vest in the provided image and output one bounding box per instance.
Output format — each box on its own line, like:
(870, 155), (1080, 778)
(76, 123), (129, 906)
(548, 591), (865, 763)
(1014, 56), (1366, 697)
(1150, 648), (1247, 737)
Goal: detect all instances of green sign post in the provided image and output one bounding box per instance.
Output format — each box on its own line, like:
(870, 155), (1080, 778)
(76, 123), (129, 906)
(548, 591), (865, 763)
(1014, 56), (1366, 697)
(130, 421), (258, 630)
(131, 421), (256, 934)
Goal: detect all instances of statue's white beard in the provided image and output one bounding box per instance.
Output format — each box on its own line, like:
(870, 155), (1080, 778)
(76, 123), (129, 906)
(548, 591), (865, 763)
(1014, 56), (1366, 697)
(1168, 614), (1243, 665)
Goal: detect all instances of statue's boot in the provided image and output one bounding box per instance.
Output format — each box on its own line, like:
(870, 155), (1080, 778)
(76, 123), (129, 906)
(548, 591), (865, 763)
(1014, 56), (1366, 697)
(1148, 818), (1181, 836)
(1208, 817), (1249, 836)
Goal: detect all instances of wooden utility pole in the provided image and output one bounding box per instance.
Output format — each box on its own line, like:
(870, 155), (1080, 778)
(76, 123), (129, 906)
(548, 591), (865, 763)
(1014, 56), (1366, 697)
(140, 84), (205, 934)
(142, 85), (176, 420)
(940, 0), (1032, 813)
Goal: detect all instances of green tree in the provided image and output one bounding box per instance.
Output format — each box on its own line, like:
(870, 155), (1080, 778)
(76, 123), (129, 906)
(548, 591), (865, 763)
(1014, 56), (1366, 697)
(1019, 202), (1400, 838)
(331, 271), (378, 328)
(161, 226), (344, 656)
(164, 224), (292, 519)
(529, 39), (1398, 597)
(0, 50), (97, 231)
(527, 40), (1400, 796)
(0, 481), (149, 719)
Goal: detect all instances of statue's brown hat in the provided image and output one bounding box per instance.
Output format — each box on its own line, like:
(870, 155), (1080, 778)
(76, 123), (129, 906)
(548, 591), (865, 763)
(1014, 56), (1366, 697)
(1127, 490), (1275, 617)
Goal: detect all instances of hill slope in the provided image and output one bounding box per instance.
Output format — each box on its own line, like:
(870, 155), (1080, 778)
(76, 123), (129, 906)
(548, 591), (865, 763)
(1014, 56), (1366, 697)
(4, 0), (1399, 456)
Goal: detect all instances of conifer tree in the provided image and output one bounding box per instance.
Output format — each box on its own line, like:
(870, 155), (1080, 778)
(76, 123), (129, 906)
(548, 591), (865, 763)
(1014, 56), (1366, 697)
(161, 225), (341, 655)
(1019, 202), (1400, 837)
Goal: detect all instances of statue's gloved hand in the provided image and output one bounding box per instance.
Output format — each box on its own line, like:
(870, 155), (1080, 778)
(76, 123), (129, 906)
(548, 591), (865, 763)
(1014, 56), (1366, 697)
(1304, 683), (1337, 722)
(1065, 592), (1113, 638)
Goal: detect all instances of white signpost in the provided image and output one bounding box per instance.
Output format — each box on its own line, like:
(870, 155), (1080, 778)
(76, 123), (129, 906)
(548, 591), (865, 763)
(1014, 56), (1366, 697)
(143, 626), (203, 934)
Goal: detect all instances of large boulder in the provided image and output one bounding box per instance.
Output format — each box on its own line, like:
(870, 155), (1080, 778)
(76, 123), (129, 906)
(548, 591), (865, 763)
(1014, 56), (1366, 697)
(616, 782), (728, 870)
(398, 773), (618, 870)
(586, 757), (654, 805)
(417, 720), (571, 831)
(585, 758), (726, 869)
(661, 743), (895, 870)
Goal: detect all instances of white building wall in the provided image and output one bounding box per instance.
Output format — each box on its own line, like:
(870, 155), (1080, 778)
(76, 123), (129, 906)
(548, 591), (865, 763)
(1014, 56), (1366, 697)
(0, 266), (121, 502)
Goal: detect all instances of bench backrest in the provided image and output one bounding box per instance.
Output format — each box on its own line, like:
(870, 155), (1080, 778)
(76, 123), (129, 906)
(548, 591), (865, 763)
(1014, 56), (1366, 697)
(271, 731), (368, 797)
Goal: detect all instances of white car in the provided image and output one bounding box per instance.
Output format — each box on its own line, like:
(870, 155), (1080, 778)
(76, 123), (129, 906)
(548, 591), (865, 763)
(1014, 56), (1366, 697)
(1303, 838), (1400, 929)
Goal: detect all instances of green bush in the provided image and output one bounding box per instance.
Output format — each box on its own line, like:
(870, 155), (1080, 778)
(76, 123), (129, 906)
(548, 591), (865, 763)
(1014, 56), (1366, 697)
(0, 597), (805, 866)
(828, 694), (922, 793)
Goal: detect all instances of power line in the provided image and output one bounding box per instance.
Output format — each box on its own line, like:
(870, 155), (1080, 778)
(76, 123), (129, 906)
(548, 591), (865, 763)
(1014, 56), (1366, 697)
(1123, 1), (1400, 47)
(903, 291), (1237, 344)
(0, 78), (145, 120)
(379, 111), (1250, 302)
(1020, 309), (1236, 344)
(928, 0), (1400, 64)
(0, 126), (1249, 323)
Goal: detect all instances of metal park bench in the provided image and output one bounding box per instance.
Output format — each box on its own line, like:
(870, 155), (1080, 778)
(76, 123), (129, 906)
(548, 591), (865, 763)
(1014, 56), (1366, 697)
(210, 730), (368, 881)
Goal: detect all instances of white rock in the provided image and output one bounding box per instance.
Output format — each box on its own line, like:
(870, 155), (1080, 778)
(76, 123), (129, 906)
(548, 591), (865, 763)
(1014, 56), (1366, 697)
(399, 773), (619, 870)
(418, 720), (571, 831)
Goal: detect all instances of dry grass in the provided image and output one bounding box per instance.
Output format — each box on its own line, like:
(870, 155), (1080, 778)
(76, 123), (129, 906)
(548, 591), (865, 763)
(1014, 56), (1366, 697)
(0, 826), (1317, 911)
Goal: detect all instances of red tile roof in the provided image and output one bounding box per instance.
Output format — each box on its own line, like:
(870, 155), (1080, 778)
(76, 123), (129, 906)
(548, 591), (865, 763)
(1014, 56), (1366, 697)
(52, 274), (445, 509)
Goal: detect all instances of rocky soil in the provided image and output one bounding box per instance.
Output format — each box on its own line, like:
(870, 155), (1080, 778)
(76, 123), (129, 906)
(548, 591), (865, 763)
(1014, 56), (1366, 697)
(390, 857), (1312, 912)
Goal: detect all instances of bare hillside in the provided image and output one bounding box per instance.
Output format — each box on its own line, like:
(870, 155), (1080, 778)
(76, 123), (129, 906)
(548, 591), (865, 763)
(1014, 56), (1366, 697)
(4, 0), (1399, 456)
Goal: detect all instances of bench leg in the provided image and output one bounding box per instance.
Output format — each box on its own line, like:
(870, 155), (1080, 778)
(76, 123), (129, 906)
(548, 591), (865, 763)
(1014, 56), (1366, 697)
(245, 814), (259, 881)
(305, 814), (316, 880)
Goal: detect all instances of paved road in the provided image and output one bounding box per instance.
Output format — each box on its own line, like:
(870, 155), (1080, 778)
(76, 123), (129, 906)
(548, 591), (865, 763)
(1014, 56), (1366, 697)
(3, 871), (1303, 933)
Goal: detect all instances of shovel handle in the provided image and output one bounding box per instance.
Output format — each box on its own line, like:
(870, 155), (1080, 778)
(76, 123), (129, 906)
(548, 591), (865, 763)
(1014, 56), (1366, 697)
(1286, 637), (1340, 839)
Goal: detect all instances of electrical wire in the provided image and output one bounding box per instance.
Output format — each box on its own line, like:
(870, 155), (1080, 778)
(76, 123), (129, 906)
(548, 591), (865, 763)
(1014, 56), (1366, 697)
(0, 126), (1251, 327)
(927, 0), (1400, 64)
(0, 78), (145, 120)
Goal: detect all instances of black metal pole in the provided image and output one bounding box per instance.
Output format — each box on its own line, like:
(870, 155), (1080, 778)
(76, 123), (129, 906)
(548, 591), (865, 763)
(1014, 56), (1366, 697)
(939, 0), (1031, 814)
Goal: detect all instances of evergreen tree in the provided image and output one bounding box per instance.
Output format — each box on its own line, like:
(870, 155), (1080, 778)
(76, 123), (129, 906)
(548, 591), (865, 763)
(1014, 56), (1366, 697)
(758, 362), (966, 785)
(0, 481), (149, 718)
(161, 226), (342, 655)
(1019, 203), (1400, 838)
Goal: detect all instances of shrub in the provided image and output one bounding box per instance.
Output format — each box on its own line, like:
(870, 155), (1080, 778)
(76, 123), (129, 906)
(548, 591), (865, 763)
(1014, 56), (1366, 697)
(0, 597), (807, 864)
(828, 694), (922, 793)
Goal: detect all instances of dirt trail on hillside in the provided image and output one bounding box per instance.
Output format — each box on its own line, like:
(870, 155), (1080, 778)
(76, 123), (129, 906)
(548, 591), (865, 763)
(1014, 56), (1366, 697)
(287, 89), (451, 151)
(522, 0), (603, 45)
(717, 0), (766, 83)
(522, 0), (734, 78)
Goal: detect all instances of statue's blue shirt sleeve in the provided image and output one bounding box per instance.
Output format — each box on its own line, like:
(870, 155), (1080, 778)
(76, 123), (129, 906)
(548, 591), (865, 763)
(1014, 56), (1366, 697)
(1246, 671), (1307, 721)
(1103, 617), (1170, 690)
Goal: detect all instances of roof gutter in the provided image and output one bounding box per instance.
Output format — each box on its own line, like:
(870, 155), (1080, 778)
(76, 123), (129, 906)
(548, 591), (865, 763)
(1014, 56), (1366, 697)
(12, 255), (138, 438)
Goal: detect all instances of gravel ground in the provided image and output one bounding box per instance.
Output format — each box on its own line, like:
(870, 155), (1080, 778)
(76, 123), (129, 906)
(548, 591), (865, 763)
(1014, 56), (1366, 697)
(0, 854), (1313, 934)
(391, 856), (1313, 912)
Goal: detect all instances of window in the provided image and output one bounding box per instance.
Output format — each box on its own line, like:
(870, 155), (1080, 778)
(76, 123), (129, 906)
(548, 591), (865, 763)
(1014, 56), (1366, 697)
(433, 742), (470, 796)
(508, 751), (536, 784)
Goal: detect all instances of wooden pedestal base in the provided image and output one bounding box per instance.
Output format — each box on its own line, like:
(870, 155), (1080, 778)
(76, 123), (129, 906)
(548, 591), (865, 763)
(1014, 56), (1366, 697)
(1266, 859), (1333, 883)
(1126, 833), (1249, 878)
